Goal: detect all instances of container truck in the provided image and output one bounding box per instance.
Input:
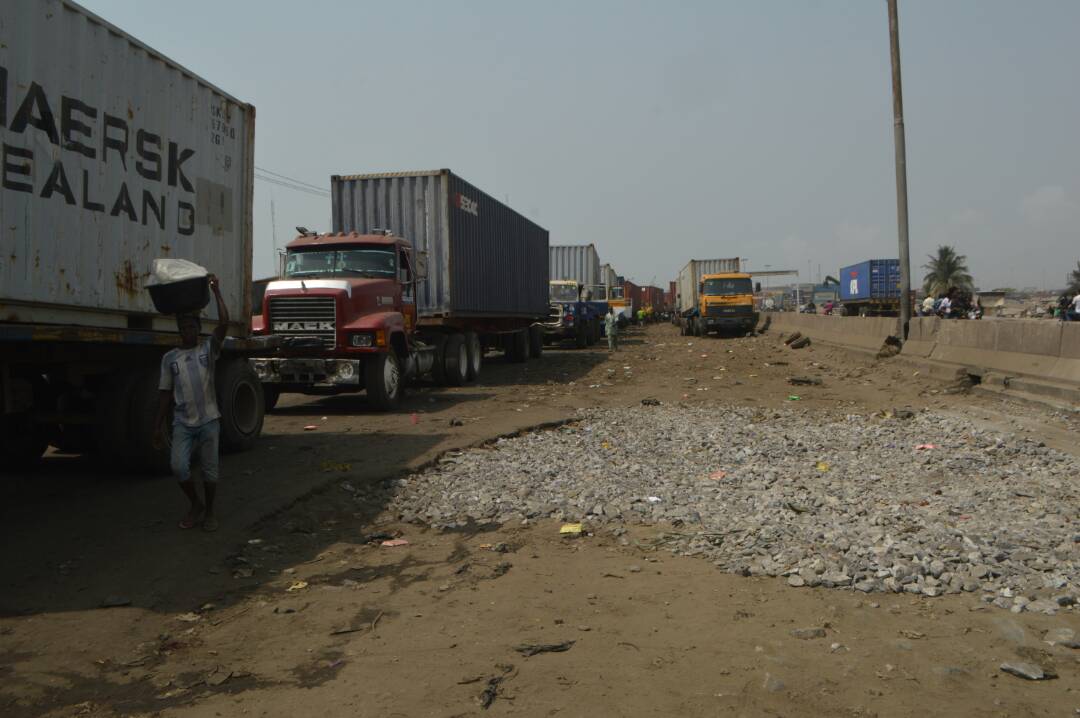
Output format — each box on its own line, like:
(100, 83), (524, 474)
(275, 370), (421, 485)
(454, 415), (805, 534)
(0, 0), (266, 470)
(676, 258), (759, 336)
(250, 170), (549, 410)
(838, 259), (902, 316)
(544, 245), (603, 347)
(600, 264), (631, 326)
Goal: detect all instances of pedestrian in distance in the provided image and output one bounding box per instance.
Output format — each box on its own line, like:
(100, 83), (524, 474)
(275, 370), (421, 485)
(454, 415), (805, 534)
(921, 294), (935, 317)
(1071, 291), (1080, 322)
(605, 309), (619, 352)
(153, 274), (229, 532)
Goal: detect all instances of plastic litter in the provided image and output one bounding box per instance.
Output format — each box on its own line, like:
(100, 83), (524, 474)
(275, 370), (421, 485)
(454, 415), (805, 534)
(514, 640), (575, 657)
(410, 413), (419, 425)
(303, 425), (317, 431)
(816, 461), (830, 472)
(915, 443), (937, 450)
(380, 539), (410, 547)
(787, 395), (801, 401)
(559, 523), (583, 536)
(285, 580), (308, 592)
(709, 470), (727, 481)
(646, 496), (662, 503)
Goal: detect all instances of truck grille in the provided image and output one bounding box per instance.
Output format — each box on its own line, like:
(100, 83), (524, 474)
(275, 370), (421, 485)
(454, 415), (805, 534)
(269, 297), (337, 348)
(706, 305), (751, 317)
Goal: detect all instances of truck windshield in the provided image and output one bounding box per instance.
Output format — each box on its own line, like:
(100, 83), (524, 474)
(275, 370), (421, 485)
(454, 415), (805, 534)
(609, 287), (625, 300)
(286, 247), (397, 278)
(703, 278), (753, 296)
(549, 284), (579, 302)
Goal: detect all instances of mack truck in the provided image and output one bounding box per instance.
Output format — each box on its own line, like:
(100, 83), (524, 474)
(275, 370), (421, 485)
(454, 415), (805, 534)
(251, 170), (550, 410)
(0, 0), (266, 470)
(676, 258), (760, 337)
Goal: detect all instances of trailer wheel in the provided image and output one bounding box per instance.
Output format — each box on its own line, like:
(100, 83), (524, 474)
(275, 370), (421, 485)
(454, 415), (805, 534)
(263, 385), (281, 412)
(365, 352), (403, 410)
(126, 368), (173, 473)
(0, 414), (48, 471)
(217, 358), (265, 451)
(443, 333), (468, 387)
(465, 331), (482, 381)
(528, 325), (544, 359)
(508, 329), (529, 363)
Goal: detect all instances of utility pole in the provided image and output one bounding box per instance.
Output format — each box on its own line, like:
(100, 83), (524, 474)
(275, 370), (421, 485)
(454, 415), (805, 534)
(887, 0), (912, 340)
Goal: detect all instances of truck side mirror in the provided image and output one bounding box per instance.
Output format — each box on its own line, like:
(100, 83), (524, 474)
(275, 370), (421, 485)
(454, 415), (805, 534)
(755, 282), (762, 293)
(277, 249), (287, 278)
(414, 251), (429, 280)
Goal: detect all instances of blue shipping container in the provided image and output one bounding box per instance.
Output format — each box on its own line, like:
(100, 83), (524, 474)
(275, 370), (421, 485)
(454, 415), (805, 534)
(839, 259), (901, 301)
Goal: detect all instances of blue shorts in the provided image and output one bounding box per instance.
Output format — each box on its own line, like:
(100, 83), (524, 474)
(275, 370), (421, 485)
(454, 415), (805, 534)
(171, 419), (220, 483)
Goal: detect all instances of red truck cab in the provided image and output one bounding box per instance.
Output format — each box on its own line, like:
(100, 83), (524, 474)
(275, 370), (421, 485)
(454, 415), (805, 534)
(251, 231), (432, 410)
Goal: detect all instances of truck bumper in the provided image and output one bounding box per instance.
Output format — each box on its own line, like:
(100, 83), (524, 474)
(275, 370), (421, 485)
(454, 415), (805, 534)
(250, 357), (362, 386)
(542, 323), (574, 339)
(703, 313), (759, 330)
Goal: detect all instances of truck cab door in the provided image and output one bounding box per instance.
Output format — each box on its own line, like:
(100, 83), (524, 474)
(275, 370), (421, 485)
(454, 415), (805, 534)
(399, 248), (417, 332)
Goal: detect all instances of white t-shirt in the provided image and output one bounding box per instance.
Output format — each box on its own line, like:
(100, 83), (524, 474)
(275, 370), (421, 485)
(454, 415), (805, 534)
(159, 337), (221, 427)
(1073, 294), (1080, 312)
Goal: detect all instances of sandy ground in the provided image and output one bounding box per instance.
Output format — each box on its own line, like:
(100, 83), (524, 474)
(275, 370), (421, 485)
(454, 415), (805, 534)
(2, 323), (1078, 717)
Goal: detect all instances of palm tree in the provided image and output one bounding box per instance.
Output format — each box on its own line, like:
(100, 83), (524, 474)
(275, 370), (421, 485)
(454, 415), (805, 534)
(1068, 260), (1080, 295)
(922, 245), (973, 296)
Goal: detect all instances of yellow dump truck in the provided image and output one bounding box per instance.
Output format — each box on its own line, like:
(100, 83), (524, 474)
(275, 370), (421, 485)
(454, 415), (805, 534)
(676, 259), (760, 337)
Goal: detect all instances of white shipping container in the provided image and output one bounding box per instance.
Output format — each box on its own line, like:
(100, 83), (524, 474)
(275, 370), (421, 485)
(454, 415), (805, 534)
(676, 258), (741, 314)
(549, 244), (600, 287)
(0, 0), (255, 331)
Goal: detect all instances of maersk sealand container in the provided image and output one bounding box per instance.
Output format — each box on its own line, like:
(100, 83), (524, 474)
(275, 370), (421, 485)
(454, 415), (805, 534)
(0, 0), (264, 469)
(331, 170), (549, 320)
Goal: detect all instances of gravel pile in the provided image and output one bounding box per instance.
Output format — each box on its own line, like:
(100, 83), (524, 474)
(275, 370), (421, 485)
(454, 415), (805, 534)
(386, 406), (1079, 612)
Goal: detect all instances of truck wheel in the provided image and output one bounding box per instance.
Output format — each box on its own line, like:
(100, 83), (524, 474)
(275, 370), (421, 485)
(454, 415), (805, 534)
(443, 334), (468, 387)
(508, 329), (529, 363)
(528, 325), (544, 358)
(0, 414), (48, 471)
(217, 358), (265, 452)
(429, 334), (448, 386)
(365, 352), (403, 410)
(126, 368), (173, 473)
(465, 331), (483, 381)
(263, 385), (281, 412)
(574, 322), (587, 349)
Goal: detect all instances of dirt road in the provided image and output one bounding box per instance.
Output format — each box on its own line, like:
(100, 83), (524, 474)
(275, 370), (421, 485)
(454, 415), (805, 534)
(2, 323), (1077, 717)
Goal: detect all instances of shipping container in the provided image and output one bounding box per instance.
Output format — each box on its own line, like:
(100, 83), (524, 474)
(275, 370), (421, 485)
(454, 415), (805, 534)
(676, 258), (741, 314)
(330, 170), (548, 319)
(623, 280), (642, 313)
(0, 0), (264, 469)
(549, 245), (601, 287)
(0, 0), (255, 332)
(601, 264), (619, 291)
(839, 260), (901, 301)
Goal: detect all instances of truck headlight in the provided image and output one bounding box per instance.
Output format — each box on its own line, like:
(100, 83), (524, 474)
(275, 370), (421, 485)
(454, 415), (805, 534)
(337, 361), (356, 380)
(350, 333), (374, 347)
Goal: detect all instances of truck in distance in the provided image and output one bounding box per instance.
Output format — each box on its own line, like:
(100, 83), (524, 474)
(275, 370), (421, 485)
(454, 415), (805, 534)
(676, 259), (759, 337)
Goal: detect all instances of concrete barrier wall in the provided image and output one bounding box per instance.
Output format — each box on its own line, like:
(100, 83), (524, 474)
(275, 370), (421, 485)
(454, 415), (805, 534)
(758, 313), (1080, 388)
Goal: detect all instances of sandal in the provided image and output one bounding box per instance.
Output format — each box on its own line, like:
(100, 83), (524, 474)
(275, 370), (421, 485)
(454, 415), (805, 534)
(202, 516), (219, 532)
(178, 507), (205, 530)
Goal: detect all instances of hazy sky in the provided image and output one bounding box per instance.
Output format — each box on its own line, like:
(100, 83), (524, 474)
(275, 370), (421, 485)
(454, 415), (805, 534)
(83, 0), (1080, 290)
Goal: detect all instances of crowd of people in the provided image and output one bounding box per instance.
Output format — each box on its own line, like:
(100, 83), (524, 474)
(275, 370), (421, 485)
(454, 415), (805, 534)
(1055, 292), (1080, 321)
(919, 288), (982, 319)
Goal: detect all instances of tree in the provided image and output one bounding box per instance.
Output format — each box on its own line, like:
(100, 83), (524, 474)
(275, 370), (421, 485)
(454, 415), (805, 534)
(922, 245), (973, 296)
(1068, 261), (1080, 295)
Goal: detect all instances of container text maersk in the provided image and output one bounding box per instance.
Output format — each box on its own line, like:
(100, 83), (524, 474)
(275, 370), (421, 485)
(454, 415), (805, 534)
(1, 66), (202, 234)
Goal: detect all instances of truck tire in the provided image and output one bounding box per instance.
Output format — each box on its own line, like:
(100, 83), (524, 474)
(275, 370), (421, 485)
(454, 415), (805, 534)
(528, 325), (544, 359)
(126, 368), (173, 473)
(429, 334), (448, 386)
(508, 329), (529, 363)
(443, 333), (468, 387)
(465, 331), (483, 381)
(263, 385), (281, 412)
(365, 352), (403, 410)
(0, 414), (48, 471)
(217, 358), (265, 452)
(574, 322), (588, 349)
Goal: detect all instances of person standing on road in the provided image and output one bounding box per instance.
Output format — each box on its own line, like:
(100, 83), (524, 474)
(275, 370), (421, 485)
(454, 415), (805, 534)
(605, 309), (619, 352)
(1071, 292), (1080, 322)
(154, 275), (229, 532)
